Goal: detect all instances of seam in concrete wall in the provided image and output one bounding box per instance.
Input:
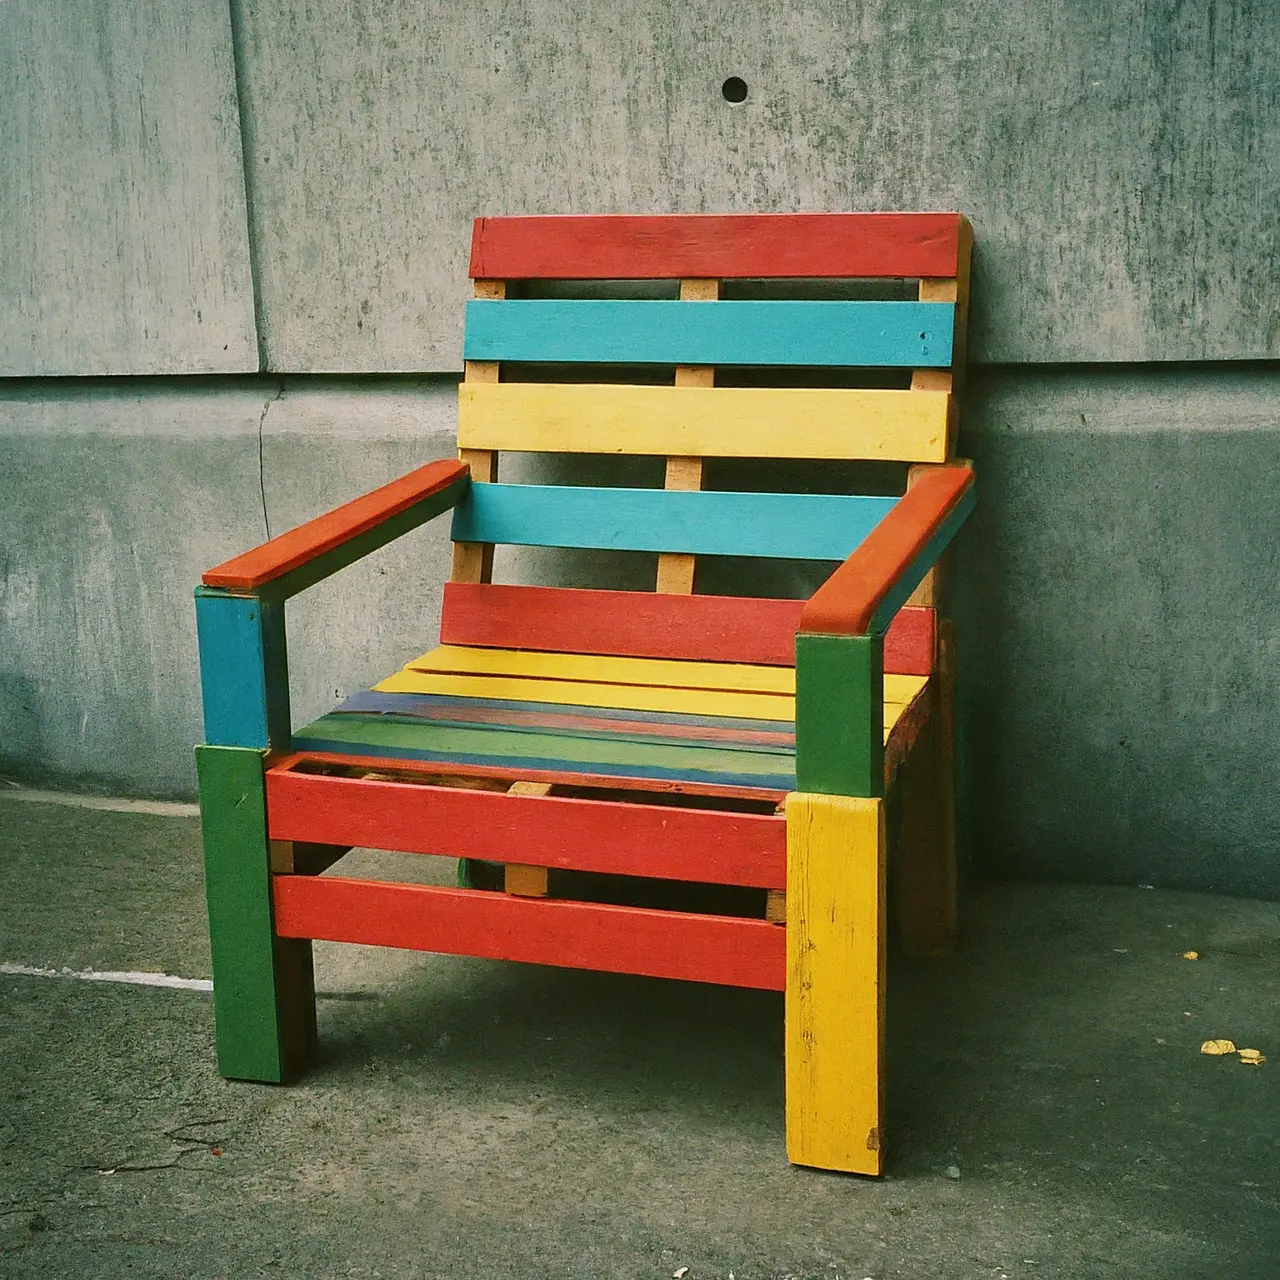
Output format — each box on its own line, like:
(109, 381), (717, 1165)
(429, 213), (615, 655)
(256, 380), (285, 538)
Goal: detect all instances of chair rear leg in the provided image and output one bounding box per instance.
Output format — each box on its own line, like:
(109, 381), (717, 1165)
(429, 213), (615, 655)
(892, 619), (959, 957)
(785, 792), (886, 1175)
(196, 745), (315, 1082)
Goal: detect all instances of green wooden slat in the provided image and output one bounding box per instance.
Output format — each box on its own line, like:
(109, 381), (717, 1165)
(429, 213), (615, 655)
(794, 633), (884, 798)
(196, 745), (314, 1082)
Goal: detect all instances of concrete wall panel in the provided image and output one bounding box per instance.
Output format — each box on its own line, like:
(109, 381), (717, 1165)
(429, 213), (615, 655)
(0, 379), (455, 796)
(0, 1), (258, 375)
(957, 368), (1280, 898)
(236, 0), (1279, 371)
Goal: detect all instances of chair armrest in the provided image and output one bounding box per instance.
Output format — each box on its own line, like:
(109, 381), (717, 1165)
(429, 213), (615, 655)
(201, 458), (470, 600)
(799, 465), (975, 637)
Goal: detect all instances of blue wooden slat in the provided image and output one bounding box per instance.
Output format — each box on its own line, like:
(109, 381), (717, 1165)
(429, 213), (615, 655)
(194, 588), (291, 749)
(463, 300), (953, 367)
(450, 483), (898, 561)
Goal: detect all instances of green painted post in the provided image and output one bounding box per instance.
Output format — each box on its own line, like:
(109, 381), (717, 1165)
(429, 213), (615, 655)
(794, 632), (884, 798)
(196, 744), (315, 1082)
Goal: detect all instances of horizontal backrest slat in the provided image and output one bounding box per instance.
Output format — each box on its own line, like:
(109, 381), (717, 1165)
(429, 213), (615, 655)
(441, 583), (935, 675)
(450, 483), (896, 560)
(457, 383), (950, 463)
(464, 299), (952, 367)
(470, 213), (968, 280)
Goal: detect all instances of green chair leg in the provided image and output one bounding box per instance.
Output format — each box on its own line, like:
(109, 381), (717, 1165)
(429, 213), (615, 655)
(196, 745), (315, 1082)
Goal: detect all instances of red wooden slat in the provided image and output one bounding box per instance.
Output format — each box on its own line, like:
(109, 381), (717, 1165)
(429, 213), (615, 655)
(273, 876), (787, 991)
(441, 583), (935, 674)
(202, 458), (468, 590)
(470, 214), (965, 281)
(266, 768), (786, 889)
(271, 751), (789, 804)
(800, 467), (974, 636)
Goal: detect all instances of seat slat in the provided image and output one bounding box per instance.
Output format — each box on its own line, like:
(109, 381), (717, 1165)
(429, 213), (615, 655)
(403, 644), (927, 707)
(457, 383), (950, 463)
(450, 483), (896, 561)
(469, 212), (968, 281)
(463, 299), (953, 367)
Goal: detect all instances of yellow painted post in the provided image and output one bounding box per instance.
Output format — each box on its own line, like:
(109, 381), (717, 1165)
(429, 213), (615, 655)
(785, 791), (886, 1174)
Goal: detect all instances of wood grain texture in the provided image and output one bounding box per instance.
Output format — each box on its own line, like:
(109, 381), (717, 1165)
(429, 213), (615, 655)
(274, 876), (787, 990)
(194, 589), (291, 750)
(785, 792), (886, 1174)
(265, 767), (786, 888)
(794, 633), (884, 798)
(0, 0), (257, 375)
(470, 213), (965, 280)
(463, 299), (954, 367)
(401, 644), (927, 705)
(203, 458), (469, 594)
(800, 466), (974, 636)
(440, 584), (936, 675)
(196, 745), (314, 1083)
(450, 483), (896, 561)
(456, 384), (951, 463)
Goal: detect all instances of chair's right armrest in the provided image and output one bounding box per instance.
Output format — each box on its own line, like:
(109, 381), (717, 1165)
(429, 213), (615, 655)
(201, 458), (470, 601)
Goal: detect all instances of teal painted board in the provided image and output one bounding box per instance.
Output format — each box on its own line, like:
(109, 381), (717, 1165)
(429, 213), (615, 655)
(194, 588), (291, 750)
(463, 300), (954, 367)
(794, 632), (884, 798)
(867, 484), (977, 633)
(196, 745), (312, 1082)
(451, 483), (898, 560)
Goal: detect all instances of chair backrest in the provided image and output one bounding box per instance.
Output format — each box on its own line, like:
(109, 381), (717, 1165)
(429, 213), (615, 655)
(443, 213), (972, 676)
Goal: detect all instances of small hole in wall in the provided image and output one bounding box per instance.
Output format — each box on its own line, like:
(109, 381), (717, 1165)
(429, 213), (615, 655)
(721, 76), (748, 103)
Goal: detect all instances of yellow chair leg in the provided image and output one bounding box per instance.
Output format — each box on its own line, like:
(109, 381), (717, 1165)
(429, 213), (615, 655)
(785, 792), (886, 1175)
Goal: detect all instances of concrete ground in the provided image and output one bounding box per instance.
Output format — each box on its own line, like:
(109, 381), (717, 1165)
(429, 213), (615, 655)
(0, 792), (1277, 1280)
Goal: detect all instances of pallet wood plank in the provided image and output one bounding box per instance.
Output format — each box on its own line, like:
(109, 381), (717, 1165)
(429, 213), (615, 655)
(274, 876), (787, 990)
(463, 300), (954, 368)
(785, 792), (886, 1174)
(456, 383), (951, 463)
(794, 632), (884, 798)
(194, 589), (290, 750)
(203, 459), (469, 596)
(265, 766), (786, 888)
(440, 584), (936, 675)
(469, 213), (966, 280)
(196, 745), (314, 1082)
(799, 466), (974, 636)
(450, 484), (896, 561)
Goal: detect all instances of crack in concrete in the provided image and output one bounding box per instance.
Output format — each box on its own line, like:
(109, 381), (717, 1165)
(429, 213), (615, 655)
(256, 381), (285, 539)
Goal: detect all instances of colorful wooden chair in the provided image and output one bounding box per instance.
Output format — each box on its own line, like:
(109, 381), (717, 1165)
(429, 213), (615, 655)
(194, 212), (975, 1175)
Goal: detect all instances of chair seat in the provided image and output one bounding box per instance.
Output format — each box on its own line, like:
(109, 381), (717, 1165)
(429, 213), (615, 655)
(292, 644), (929, 794)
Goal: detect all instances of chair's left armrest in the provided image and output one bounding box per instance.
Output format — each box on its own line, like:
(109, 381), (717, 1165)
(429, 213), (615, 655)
(799, 464), (975, 638)
(202, 457), (470, 601)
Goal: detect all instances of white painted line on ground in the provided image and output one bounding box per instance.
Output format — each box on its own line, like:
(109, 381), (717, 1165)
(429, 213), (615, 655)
(0, 963), (212, 992)
(0, 787), (198, 817)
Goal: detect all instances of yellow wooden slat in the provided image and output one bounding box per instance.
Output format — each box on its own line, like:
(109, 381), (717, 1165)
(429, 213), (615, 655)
(457, 383), (950, 463)
(375, 668), (796, 721)
(403, 644), (926, 706)
(785, 792), (885, 1174)
(376, 666), (924, 731)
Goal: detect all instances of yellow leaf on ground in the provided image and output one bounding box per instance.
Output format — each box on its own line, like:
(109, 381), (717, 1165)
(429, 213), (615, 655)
(1200, 1039), (1237, 1056)
(1182, 951), (1199, 960)
(1238, 1049), (1265, 1066)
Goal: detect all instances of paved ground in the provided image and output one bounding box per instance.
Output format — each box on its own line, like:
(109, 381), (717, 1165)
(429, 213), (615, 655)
(0, 791), (1277, 1279)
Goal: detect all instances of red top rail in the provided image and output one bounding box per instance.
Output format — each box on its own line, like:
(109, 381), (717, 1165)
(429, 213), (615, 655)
(470, 213), (969, 281)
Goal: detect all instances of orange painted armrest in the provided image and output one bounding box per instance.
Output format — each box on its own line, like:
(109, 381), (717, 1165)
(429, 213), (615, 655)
(203, 458), (469, 591)
(799, 465), (974, 636)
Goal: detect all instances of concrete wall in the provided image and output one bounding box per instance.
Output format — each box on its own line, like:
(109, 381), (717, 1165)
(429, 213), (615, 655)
(2, 1), (1278, 897)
